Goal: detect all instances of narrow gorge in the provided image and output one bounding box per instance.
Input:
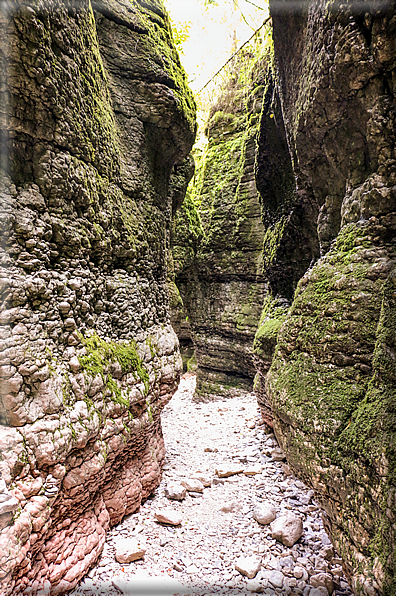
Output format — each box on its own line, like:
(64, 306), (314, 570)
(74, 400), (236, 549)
(0, 1), (395, 596)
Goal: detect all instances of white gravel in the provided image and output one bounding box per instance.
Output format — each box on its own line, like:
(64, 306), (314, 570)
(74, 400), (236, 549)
(70, 373), (353, 596)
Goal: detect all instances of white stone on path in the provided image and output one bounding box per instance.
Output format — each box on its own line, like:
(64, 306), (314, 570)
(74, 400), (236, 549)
(270, 513), (303, 546)
(262, 569), (285, 588)
(154, 508), (182, 526)
(164, 482), (186, 501)
(115, 538), (146, 564)
(235, 555), (261, 579)
(180, 478), (204, 493)
(244, 465), (262, 476)
(310, 588), (330, 596)
(253, 502), (277, 525)
(215, 465), (244, 478)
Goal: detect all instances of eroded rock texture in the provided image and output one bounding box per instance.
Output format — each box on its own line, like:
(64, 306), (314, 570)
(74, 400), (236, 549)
(174, 37), (270, 398)
(0, 0), (195, 593)
(261, 1), (396, 593)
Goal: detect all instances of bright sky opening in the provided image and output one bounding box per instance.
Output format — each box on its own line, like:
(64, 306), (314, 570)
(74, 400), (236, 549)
(164, 0), (270, 94)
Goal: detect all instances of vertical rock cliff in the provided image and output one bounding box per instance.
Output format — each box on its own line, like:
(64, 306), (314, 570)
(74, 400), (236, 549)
(174, 34), (270, 398)
(0, 1), (195, 593)
(258, 1), (396, 593)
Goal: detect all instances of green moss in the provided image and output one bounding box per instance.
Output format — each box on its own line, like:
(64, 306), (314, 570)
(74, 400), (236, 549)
(253, 295), (289, 358)
(262, 215), (287, 269)
(78, 332), (149, 404)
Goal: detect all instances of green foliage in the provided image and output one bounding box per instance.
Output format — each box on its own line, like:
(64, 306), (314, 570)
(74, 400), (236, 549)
(169, 18), (192, 54)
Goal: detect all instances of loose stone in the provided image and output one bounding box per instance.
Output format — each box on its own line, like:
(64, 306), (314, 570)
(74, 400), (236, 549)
(164, 483), (187, 501)
(115, 538), (146, 563)
(253, 502), (277, 525)
(154, 509), (182, 526)
(270, 513), (304, 546)
(235, 555), (262, 579)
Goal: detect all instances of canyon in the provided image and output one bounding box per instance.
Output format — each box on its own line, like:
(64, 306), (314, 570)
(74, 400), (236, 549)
(0, 0), (395, 595)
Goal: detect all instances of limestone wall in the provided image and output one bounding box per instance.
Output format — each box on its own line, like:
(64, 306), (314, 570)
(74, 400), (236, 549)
(260, 1), (396, 592)
(0, 1), (195, 593)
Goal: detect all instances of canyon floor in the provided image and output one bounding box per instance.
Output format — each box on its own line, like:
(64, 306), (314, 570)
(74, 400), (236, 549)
(70, 374), (353, 596)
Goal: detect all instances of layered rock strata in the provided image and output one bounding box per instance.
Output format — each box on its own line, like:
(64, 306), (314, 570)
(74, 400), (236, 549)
(174, 34), (270, 398)
(0, 1), (195, 594)
(260, 1), (396, 593)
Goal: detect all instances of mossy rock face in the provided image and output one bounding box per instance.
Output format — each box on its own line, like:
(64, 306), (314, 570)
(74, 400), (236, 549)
(0, 0), (195, 593)
(265, 1), (396, 591)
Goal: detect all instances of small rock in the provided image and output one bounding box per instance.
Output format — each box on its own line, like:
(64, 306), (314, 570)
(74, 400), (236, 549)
(271, 513), (304, 546)
(159, 537), (169, 547)
(319, 546), (334, 561)
(309, 588), (329, 596)
(271, 448), (286, 461)
(294, 566), (304, 579)
(69, 356), (81, 373)
(253, 502), (277, 525)
(219, 500), (242, 513)
(215, 466), (244, 478)
(181, 478), (204, 493)
(244, 465), (263, 476)
(173, 562), (183, 572)
(115, 538), (146, 563)
(246, 578), (264, 592)
(235, 556), (262, 579)
(193, 473), (212, 487)
(310, 572), (334, 594)
(164, 482), (187, 501)
(266, 570), (285, 588)
(154, 509), (182, 526)
(189, 491), (203, 498)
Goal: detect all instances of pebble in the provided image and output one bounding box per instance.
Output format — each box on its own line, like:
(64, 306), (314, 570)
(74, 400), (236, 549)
(70, 374), (354, 596)
(235, 556), (262, 579)
(180, 478), (204, 493)
(164, 482), (187, 501)
(154, 509), (182, 526)
(115, 538), (146, 564)
(253, 502), (277, 525)
(270, 513), (304, 546)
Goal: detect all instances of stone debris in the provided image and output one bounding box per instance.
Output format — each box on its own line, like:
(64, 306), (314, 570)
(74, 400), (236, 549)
(235, 555), (262, 579)
(115, 538), (146, 564)
(180, 478), (204, 493)
(70, 374), (354, 596)
(270, 513), (304, 546)
(154, 509), (182, 526)
(253, 502), (277, 525)
(215, 466), (244, 478)
(164, 482), (187, 501)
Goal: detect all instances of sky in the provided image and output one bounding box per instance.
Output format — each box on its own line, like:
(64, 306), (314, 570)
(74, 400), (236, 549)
(164, 0), (269, 95)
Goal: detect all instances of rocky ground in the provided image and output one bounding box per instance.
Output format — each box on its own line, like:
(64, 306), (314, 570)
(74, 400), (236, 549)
(70, 373), (353, 596)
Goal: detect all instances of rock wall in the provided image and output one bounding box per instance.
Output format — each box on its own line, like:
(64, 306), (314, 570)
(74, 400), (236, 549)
(0, 1), (195, 594)
(259, 1), (396, 593)
(174, 34), (270, 398)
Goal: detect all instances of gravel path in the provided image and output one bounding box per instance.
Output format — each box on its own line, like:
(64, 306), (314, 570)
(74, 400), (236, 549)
(71, 374), (353, 596)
